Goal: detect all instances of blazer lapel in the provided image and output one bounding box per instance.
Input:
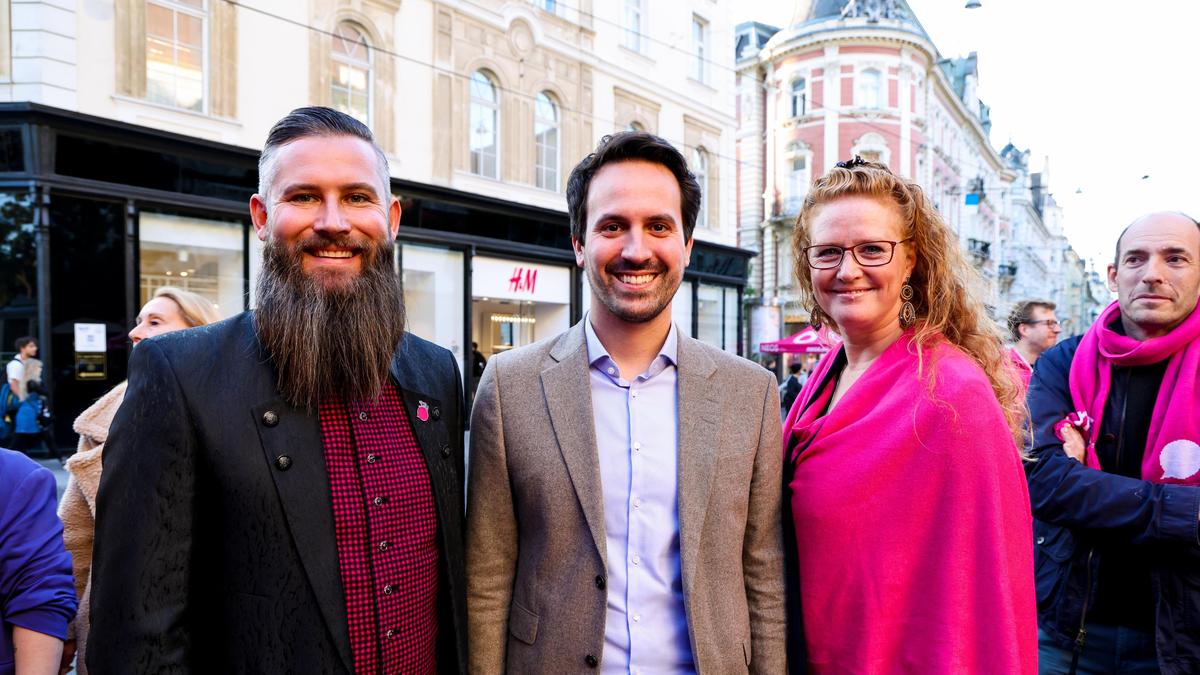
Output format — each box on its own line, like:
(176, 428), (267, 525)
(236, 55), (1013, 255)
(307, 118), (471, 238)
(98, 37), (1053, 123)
(675, 336), (720, 595)
(252, 398), (353, 674)
(541, 322), (608, 569)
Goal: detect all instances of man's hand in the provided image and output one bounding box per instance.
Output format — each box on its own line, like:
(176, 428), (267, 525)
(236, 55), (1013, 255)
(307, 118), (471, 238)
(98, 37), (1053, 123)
(1060, 425), (1086, 463)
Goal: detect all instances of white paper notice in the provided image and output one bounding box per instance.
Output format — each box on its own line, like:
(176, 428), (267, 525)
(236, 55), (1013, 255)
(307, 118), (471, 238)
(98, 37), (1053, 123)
(74, 323), (107, 353)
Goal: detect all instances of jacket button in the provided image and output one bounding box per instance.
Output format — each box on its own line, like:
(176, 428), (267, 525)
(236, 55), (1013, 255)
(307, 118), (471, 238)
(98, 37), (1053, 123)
(275, 455), (292, 471)
(441, 445), (452, 458)
(432, 406), (442, 421)
(584, 654), (598, 668)
(594, 576), (606, 590)
(262, 410), (279, 427)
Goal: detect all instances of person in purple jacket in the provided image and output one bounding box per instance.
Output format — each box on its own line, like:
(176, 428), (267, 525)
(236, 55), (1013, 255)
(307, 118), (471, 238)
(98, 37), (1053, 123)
(0, 448), (76, 674)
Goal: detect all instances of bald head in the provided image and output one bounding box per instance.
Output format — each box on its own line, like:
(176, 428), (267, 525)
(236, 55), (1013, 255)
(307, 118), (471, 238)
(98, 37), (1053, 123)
(1107, 211), (1200, 341)
(1114, 211), (1200, 266)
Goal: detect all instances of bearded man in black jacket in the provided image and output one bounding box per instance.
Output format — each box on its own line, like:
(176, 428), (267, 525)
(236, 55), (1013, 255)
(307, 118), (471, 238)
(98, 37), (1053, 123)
(87, 107), (466, 674)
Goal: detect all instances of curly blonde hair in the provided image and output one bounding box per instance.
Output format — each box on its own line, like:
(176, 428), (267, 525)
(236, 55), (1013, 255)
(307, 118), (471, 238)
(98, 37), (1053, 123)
(792, 160), (1025, 445)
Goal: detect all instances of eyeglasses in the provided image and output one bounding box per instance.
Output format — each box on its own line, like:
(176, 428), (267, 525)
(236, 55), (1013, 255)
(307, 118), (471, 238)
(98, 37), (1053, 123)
(1023, 319), (1061, 329)
(803, 239), (911, 269)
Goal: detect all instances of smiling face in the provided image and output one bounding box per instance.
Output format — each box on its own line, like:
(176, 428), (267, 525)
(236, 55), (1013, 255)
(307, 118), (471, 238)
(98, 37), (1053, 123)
(572, 160), (693, 328)
(1107, 212), (1200, 340)
(129, 296), (191, 345)
(807, 195), (915, 341)
(250, 134), (400, 290)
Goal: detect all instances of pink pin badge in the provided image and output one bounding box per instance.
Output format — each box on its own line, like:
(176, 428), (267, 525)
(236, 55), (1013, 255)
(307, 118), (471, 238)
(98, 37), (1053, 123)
(416, 401), (430, 422)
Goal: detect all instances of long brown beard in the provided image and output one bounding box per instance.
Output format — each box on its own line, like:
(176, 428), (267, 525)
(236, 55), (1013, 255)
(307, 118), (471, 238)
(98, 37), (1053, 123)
(254, 233), (406, 412)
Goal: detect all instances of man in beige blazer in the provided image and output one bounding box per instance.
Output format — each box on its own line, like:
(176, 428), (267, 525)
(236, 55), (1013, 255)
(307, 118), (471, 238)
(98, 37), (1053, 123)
(467, 131), (785, 674)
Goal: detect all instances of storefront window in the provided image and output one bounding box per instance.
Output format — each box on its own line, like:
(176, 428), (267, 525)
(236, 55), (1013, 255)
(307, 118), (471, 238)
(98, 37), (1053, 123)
(472, 256), (570, 360)
(138, 212), (244, 318)
(672, 280), (694, 338)
(723, 286), (738, 354)
(0, 192), (36, 360)
(401, 243), (465, 375)
(697, 283), (722, 347)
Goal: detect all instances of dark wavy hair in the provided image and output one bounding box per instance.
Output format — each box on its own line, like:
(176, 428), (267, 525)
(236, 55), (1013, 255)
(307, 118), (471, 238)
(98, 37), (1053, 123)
(565, 131), (701, 243)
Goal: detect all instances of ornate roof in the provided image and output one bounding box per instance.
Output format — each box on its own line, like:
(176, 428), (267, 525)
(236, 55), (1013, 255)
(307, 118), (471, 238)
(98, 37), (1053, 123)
(766, 0), (934, 50)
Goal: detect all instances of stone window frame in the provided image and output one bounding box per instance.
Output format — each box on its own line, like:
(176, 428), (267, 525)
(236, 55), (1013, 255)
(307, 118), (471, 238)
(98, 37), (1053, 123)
(692, 147), (709, 228)
(683, 115), (721, 232)
(790, 76), (807, 118)
(855, 67), (883, 110)
(309, 7), (395, 153)
(468, 68), (502, 180)
(783, 140), (812, 214)
(115, 0), (237, 118)
(534, 90), (561, 191)
(329, 21), (374, 126)
(852, 132), (891, 167)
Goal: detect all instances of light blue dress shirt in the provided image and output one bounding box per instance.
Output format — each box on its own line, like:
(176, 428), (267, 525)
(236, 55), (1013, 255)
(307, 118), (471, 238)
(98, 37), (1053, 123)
(584, 318), (695, 675)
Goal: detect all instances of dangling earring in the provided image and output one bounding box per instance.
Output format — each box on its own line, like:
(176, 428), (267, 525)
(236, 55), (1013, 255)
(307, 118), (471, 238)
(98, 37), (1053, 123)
(899, 280), (916, 327)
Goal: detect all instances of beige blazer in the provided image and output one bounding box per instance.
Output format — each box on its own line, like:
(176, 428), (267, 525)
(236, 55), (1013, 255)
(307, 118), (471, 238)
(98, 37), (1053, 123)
(466, 321), (785, 674)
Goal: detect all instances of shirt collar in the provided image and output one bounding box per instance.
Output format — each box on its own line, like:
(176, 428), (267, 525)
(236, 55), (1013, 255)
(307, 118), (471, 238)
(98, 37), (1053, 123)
(584, 313), (679, 369)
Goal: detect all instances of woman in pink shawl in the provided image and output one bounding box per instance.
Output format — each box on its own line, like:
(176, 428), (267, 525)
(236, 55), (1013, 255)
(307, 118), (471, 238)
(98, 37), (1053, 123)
(782, 157), (1037, 674)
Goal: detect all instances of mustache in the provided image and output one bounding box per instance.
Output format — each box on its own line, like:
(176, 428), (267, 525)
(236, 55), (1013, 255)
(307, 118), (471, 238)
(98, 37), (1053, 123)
(606, 261), (666, 275)
(296, 233), (369, 253)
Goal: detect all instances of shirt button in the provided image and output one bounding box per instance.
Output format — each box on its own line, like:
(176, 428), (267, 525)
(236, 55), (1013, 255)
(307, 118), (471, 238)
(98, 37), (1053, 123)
(633, 498), (642, 509)
(373, 496), (384, 506)
(633, 442), (641, 451)
(606, 367), (615, 374)
(379, 540), (389, 551)
(632, 613), (641, 623)
(631, 390), (638, 398)
(359, 411), (369, 421)
(386, 629), (395, 638)
(366, 454), (377, 464)
(631, 554), (640, 566)
(383, 584), (393, 594)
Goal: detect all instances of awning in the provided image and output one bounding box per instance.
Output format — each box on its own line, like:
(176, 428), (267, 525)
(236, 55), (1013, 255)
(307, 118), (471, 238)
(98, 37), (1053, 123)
(759, 326), (836, 354)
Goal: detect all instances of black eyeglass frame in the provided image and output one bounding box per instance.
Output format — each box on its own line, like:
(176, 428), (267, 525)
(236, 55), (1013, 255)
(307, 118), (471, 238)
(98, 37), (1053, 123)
(803, 238), (912, 270)
(1021, 319), (1061, 328)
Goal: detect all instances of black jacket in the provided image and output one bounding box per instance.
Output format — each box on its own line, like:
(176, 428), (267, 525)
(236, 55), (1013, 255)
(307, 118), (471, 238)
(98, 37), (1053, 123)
(1026, 335), (1200, 674)
(87, 312), (467, 674)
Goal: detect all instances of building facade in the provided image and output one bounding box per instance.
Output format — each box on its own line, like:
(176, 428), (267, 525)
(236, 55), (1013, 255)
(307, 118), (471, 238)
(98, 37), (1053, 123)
(0, 0), (747, 441)
(734, 0), (1100, 355)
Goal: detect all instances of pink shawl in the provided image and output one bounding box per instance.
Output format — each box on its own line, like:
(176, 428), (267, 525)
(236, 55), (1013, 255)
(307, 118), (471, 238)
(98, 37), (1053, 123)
(783, 332), (1036, 674)
(1068, 300), (1200, 484)
(1008, 347), (1033, 390)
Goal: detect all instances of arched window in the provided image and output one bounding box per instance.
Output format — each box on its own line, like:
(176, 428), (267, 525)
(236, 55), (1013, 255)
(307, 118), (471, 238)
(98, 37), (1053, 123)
(534, 92), (559, 191)
(857, 68), (882, 109)
(693, 148), (709, 229)
(790, 78), (806, 117)
(851, 132), (890, 167)
(470, 70), (499, 178)
(785, 142), (811, 213)
(330, 22), (372, 124)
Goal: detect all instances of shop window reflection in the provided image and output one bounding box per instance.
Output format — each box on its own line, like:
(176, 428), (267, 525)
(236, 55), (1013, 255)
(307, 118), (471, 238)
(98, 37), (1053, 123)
(138, 213), (244, 318)
(0, 192), (37, 360)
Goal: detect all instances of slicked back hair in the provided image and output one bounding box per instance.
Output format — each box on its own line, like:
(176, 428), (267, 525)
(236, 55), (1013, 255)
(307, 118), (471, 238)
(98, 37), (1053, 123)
(566, 131), (701, 244)
(257, 106), (390, 204)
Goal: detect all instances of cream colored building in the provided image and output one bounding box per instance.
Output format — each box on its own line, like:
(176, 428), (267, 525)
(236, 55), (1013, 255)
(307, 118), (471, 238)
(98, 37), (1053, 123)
(0, 0), (750, 437)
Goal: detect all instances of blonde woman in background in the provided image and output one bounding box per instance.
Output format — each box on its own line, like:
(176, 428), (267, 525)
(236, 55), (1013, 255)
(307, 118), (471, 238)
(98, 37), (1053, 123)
(58, 286), (220, 674)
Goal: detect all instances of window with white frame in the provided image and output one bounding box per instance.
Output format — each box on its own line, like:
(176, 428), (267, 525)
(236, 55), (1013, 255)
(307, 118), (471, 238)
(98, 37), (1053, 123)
(330, 22), (372, 125)
(693, 147), (709, 229)
(790, 77), (806, 117)
(785, 142), (811, 213)
(856, 68), (882, 109)
(623, 0), (642, 52)
(469, 70), (499, 179)
(534, 92), (560, 191)
(851, 132), (890, 167)
(145, 0), (206, 112)
(691, 15), (708, 83)
(542, 0), (558, 14)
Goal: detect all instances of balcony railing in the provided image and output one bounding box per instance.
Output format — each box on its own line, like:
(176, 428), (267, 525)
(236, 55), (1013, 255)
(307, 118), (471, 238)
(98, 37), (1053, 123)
(967, 238), (991, 262)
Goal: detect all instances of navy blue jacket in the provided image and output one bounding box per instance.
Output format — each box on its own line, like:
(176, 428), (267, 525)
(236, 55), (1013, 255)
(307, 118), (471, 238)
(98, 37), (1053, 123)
(0, 448), (77, 674)
(1026, 335), (1200, 674)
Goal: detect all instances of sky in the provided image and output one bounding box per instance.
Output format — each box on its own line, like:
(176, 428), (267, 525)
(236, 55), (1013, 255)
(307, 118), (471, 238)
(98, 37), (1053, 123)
(732, 0), (1200, 267)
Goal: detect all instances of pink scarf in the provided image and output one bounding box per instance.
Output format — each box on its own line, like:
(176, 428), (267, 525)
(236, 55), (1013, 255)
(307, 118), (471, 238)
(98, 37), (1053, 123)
(1068, 300), (1200, 484)
(1008, 347), (1033, 390)
(783, 332), (1036, 674)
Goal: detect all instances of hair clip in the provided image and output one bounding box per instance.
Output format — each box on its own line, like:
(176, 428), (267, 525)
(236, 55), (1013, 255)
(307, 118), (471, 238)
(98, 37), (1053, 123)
(836, 155), (868, 169)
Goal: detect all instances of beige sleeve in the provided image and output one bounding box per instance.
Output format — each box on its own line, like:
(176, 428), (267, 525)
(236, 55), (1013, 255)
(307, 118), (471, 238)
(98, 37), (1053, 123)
(744, 370), (787, 674)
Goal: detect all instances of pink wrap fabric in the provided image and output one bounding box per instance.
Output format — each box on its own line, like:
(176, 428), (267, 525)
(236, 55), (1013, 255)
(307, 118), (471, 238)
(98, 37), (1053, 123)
(1068, 300), (1200, 484)
(1008, 347), (1033, 389)
(784, 331), (1037, 674)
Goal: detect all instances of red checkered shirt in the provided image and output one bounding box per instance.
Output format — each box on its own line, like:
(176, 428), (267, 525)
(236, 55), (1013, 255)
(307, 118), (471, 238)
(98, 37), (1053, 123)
(319, 382), (440, 674)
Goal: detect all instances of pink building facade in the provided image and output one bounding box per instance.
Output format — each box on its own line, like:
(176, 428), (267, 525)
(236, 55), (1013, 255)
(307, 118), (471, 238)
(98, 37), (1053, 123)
(736, 0), (1022, 352)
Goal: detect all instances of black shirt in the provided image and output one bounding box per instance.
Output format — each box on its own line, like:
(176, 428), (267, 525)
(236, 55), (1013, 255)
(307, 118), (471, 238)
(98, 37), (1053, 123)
(1089, 358), (1168, 629)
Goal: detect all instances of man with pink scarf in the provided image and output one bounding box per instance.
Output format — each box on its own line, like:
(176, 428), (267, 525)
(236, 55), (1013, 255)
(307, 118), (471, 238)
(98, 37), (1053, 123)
(1026, 211), (1200, 674)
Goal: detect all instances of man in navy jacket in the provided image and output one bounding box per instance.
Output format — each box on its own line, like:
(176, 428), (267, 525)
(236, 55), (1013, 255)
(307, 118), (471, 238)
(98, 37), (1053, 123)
(1027, 212), (1200, 674)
